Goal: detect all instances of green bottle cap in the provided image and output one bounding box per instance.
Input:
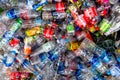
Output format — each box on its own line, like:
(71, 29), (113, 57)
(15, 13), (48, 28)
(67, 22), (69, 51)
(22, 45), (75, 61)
(16, 18), (22, 24)
(67, 24), (74, 32)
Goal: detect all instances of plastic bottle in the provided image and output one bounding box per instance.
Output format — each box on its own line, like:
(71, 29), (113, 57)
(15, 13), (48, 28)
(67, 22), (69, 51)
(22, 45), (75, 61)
(0, 18), (22, 49)
(0, 7), (20, 25)
(3, 50), (17, 67)
(111, 3), (120, 14)
(32, 0), (63, 11)
(87, 54), (107, 74)
(105, 15), (120, 36)
(30, 41), (56, 56)
(42, 11), (67, 20)
(16, 53), (38, 75)
(30, 53), (49, 66)
(23, 36), (36, 58)
(19, 8), (39, 20)
(0, 22), (8, 40)
(106, 64), (120, 77)
(80, 38), (112, 64)
(99, 16), (115, 34)
(42, 2), (65, 12)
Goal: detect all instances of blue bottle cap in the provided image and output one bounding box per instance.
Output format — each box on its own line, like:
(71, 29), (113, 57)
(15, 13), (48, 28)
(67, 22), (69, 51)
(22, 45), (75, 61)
(6, 9), (17, 19)
(11, 50), (17, 55)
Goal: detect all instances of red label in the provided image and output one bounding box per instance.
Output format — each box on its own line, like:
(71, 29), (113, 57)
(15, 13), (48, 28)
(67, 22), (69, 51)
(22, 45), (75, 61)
(10, 72), (21, 80)
(56, 2), (65, 12)
(84, 6), (97, 20)
(43, 28), (54, 39)
(74, 14), (87, 29)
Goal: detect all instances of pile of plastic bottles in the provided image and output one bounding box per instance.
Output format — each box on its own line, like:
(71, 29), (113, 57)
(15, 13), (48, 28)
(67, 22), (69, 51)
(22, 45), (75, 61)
(0, 0), (120, 80)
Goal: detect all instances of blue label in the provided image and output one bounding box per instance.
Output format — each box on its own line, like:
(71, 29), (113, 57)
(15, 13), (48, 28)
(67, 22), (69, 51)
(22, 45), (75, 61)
(32, 4), (39, 10)
(2, 31), (14, 43)
(76, 63), (83, 70)
(90, 56), (100, 68)
(100, 52), (110, 63)
(6, 9), (17, 19)
(48, 51), (59, 61)
(32, 0), (48, 10)
(22, 59), (30, 67)
(4, 55), (15, 67)
(2, 31), (13, 39)
(39, 53), (47, 62)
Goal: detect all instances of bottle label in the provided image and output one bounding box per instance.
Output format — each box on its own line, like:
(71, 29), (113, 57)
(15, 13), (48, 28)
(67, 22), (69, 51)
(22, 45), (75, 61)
(75, 14), (87, 29)
(56, 2), (65, 12)
(25, 26), (41, 36)
(2, 31), (14, 41)
(99, 19), (111, 33)
(10, 22), (21, 32)
(84, 6), (97, 20)
(42, 42), (53, 52)
(43, 28), (54, 39)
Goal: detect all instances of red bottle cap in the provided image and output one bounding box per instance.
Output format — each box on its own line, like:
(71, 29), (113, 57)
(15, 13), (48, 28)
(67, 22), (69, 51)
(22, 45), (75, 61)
(19, 10), (29, 20)
(9, 38), (20, 47)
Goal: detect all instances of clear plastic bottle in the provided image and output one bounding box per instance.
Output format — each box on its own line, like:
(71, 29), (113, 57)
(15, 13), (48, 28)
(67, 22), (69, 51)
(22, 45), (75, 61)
(42, 2), (65, 12)
(87, 55), (107, 74)
(105, 15), (120, 36)
(0, 18), (22, 49)
(0, 22), (8, 40)
(3, 50), (17, 67)
(19, 8), (39, 20)
(0, 7), (20, 25)
(111, 3), (120, 14)
(16, 53), (38, 75)
(42, 11), (67, 20)
(30, 41), (56, 56)
(80, 38), (111, 64)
